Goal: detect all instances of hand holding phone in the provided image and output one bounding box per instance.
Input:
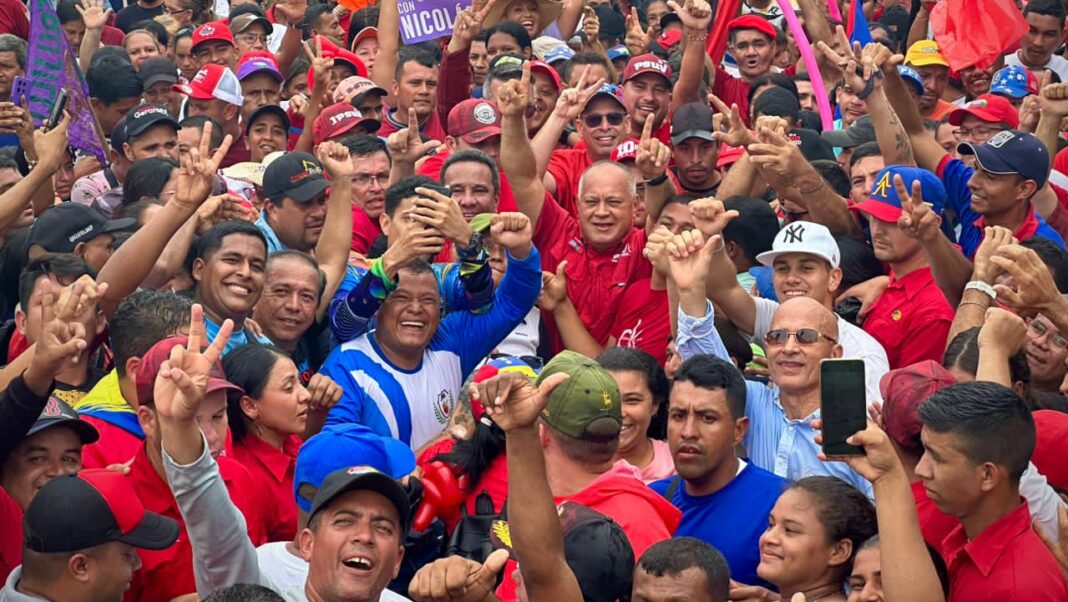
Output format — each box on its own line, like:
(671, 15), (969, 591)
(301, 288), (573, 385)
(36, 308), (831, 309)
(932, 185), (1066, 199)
(819, 359), (867, 457)
(47, 89), (68, 130)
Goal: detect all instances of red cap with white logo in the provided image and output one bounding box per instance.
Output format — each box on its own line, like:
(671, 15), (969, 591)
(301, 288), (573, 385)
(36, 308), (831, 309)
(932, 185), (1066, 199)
(622, 53), (672, 84)
(172, 63), (244, 107)
(191, 20), (234, 51)
(611, 138), (639, 162)
(312, 102), (380, 146)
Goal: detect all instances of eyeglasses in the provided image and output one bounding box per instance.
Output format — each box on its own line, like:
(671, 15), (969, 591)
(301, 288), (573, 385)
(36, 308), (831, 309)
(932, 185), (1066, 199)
(764, 328), (837, 346)
(353, 173), (389, 187)
(955, 127), (1002, 142)
(581, 112), (625, 128)
(236, 32), (268, 44)
(1028, 319), (1068, 348)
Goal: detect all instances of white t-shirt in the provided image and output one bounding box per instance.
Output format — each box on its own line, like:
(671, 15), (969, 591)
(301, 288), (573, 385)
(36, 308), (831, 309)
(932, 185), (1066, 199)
(1004, 51), (1068, 84)
(256, 542), (411, 602)
(751, 297), (890, 405)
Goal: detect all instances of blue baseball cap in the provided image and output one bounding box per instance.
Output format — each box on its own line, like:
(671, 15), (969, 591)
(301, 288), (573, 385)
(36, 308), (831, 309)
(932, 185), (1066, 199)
(585, 83), (625, 110)
(607, 45), (630, 62)
(293, 424), (416, 513)
(957, 129), (1050, 189)
(990, 65), (1034, 100)
(543, 45), (575, 64)
(898, 65), (924, 97)
(851, 165), (946, 222)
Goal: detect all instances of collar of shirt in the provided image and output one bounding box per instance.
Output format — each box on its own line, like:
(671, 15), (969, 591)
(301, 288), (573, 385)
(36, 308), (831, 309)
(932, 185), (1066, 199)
(128, 445), (181, 518)
(973, 207), (1041, 243)
(942, 500), (1031, 577)
(1, 567), (50, 601)
(237, 432), (300, 483)
(886, 266), (937, 301)
(255, 211), (285, 254)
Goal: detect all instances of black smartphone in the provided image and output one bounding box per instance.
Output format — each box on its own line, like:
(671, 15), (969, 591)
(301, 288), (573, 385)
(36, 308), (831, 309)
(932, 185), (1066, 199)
(820, 358), (867, 456)
(47, 89), (68, 130)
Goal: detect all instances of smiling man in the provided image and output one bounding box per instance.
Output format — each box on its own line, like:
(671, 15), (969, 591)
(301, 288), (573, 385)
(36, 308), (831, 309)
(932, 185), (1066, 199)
(257, 152), (332, 254)
(245, 105), (290, 163)
(1005, 0), (1068, 82)
(621, 54), (672, 144)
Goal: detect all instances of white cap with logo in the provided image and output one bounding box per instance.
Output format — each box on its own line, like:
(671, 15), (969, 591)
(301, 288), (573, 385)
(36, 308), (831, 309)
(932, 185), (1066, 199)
(755, 221), (841, 269)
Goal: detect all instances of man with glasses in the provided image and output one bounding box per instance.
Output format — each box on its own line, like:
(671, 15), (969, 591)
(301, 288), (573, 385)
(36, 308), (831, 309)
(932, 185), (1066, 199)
(228, 12), (271, 57)
(319, 179), (542, 450)
(1023, 310), (1068, 393)
(342, 135), (393, 255)
(190, 21), (238, 71)
(947, 94), (1020, 146)
(667, 229), (874, 497)
(696, 214), (889, 403)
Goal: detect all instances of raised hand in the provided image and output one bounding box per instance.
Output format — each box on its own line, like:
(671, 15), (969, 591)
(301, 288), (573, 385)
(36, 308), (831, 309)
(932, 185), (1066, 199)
(386, 108), (440, 164)
(304, 37), (335, 95)
(1039, 71), (1068, 119)
(689, 197), (739, 238)
(305, 373), (342, 413)
(537, 261), (568, 311)
(971, 226), (1016, 284)
(709, 95), (755, 148)
(666, 229), (720, 292)
(496, 61), (531, 119)
(894, 175), (942, 243)
(814, 420), (904, 484)
(196, 194), (256, 233)
(635, 117), (670, 180)
(451, 0), (497, 48)
(990, 244), (1064, 318)
(23, 286), (93, 394)
(582, 6), (601, 48)
(33, 110), (71, 172)
(624, 7), (652, 56)
(75, 0), (112, 30)
(409, 549), (510, 602)
(669, 0), (712, 30)
(175, 120), (233, 210)
(412, 186), (473, 246)
(747, 126), (811, 187)
(1018, 94), (1041, 133)
(471, 370), (569, 432)
(977, 306), (1028, 355)
(552, 66), (606, 122)
(153, 304), (232, 423)
(380, 219), (446, 275)
(316, 140), (354, 180)
(489, 211), (533, 253)
(274, 0), (309, 28)
(643, 225), (673, 276)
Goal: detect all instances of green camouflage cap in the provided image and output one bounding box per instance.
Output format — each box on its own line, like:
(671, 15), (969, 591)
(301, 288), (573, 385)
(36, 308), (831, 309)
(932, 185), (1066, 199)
(537, 350), (621, 440)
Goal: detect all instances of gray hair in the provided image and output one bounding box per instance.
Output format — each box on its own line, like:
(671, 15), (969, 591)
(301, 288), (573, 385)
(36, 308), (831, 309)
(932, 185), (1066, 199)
(577, 160), (636, 199)
(0, 34), (26, 70)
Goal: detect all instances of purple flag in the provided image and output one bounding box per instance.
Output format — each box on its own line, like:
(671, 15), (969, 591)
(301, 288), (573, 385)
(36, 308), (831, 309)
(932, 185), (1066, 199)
(398, 0), (472, 44)
(23, 0), (108, 165)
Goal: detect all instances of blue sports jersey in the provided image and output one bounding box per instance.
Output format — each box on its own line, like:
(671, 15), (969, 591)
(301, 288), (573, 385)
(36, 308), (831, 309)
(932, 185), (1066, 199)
(319, 247), (541, 449)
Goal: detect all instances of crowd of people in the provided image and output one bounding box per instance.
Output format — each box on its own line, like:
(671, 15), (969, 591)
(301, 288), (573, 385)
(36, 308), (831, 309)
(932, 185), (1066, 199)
(3, 0), (1068, 599)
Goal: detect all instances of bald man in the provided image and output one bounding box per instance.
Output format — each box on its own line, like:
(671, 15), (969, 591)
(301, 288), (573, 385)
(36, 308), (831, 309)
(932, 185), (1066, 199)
(674, 286), (874, 497)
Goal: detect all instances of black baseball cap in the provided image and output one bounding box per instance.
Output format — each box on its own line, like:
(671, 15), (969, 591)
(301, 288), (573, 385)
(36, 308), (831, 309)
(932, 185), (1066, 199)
(28, 204), (136, 253)
(138, 57), (179, 90)
(24, 469), (179, 553)
(123, 103), (179, 139)
(26, 396), (100, 444)
(110, 114), (128, 153)
(308, 466), (411, 529)
(790, 128), (837, 162)
(957, 129), (1050, 189)
(245, 104), (291, 136)
(670, 102), (715, 146)
(822, 115), (877, 148)
(262, 151), (329, 203)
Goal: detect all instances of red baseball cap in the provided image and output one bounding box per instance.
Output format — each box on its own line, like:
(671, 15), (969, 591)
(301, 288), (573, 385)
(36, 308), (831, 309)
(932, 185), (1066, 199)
(447, 99), (502, 144)
(172, 63), (244, 106)
(879, 360), (957, 455)
(727, 15), (777, 41)
(313, 102), (380, 146)
(948, 93), (1020, 128)
(657, 29), (682, 49)
(611, 138), (639, 162)
(350, 26), (378, 52)
(529, 60), (562, 91)
(134, 336), (242, 406)
(1032, 410), (1068, 490)
(191, 20), (235, 51)
(622, 53), (672, 85)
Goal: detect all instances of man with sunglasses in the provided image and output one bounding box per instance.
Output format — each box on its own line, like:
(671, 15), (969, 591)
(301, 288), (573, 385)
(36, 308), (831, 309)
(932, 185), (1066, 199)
(667, 229), (874, 497)
(697, 211), (889, 404)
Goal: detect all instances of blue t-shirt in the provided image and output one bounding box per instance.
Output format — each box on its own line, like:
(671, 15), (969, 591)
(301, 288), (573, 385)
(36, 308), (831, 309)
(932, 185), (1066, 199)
(650, 462), (787, 588)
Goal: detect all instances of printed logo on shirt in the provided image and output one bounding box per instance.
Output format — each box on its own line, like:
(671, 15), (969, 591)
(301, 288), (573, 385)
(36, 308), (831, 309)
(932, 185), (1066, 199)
(616, 318), (644, 349)
(433, 389), (454, 424)
(891, 309), (902, 321)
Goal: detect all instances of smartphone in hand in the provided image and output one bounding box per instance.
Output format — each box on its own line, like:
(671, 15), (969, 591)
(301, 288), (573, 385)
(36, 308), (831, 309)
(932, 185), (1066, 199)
(820, 358), (867, 456)
(47, 89), (68, 130)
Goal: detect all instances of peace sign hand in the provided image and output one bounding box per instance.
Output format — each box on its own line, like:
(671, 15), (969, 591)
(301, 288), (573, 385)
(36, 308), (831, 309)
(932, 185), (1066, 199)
(894, 175), (942, 243)
(625, 7), (653, 56)
(552, 66), (606, 122)
(709, 94), (755, 148)
(153, 304), (232, 423)
(175, 120), (233, 210)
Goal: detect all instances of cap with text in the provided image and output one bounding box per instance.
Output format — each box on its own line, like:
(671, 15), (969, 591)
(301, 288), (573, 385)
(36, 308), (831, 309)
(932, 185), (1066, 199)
(123, 102), (179, 139)
(622, 53), (672, 84)
(263, 151), (331, 203)
(755, 220), (841, 268)
(957, 129), (1050, 189)
(173, 63), (244, 107)
(28, 203), (135, 254)
(313, 102), (380, 145)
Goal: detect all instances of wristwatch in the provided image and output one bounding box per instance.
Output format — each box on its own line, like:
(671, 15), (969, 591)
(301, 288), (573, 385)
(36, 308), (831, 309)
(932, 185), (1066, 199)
(963, 280), (997, 300)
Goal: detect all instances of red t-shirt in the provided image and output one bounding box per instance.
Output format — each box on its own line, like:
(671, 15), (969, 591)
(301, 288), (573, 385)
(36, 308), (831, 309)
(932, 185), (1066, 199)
(124, 446), (267, 602)
(940, 501), (1068, 601)
(0, 489), (21, 584)
(417, 438), (508, 533)
(862, 267), (953, 370)
(911, 480), (960, 550)
(351, 205), (381, 254)
(79, 415), (144, 469)
(610, 280), (669, 365)
(417, 149), (518, 213)
(546, 147), (593, 218)
(377, 106), (448, 143)
(0, 0), (27, 40)
(221, 132), (251, 169)
(533, 193), (652, 354)
(232, 433), (302, 543)
(713, 66), (752, 127)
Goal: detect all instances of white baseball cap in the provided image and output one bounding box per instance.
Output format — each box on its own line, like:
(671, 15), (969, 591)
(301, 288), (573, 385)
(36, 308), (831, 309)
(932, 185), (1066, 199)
(172, 64), (244, 107)
(755, 221), (841, 269)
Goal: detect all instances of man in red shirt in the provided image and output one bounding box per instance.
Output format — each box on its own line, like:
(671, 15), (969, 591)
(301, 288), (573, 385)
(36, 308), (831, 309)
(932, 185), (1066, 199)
(916, 381), (1068, 600)
(850, 166), (954, 369)
(174, 64), (248, 168)
(500, 67), (672, 353)
(344, 135), (392, 255)
(712, 16), (777, 124)
(123, 336), (267, 602)
(376, 47), (470, 143)
(621, 53), (673, 145)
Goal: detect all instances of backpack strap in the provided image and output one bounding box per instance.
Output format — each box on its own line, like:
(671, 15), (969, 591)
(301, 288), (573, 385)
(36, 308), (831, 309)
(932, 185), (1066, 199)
(664, 476), (682, 500)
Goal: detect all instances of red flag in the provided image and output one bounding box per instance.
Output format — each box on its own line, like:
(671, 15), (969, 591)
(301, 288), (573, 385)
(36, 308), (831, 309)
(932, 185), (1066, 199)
(930, 0), (1027, 71)
(705, 0), (743, 64)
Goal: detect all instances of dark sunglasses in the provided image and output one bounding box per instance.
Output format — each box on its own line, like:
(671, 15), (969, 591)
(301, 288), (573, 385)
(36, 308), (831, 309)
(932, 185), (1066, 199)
(764, 328), (837, 346)
(582, 112), (625, 127)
